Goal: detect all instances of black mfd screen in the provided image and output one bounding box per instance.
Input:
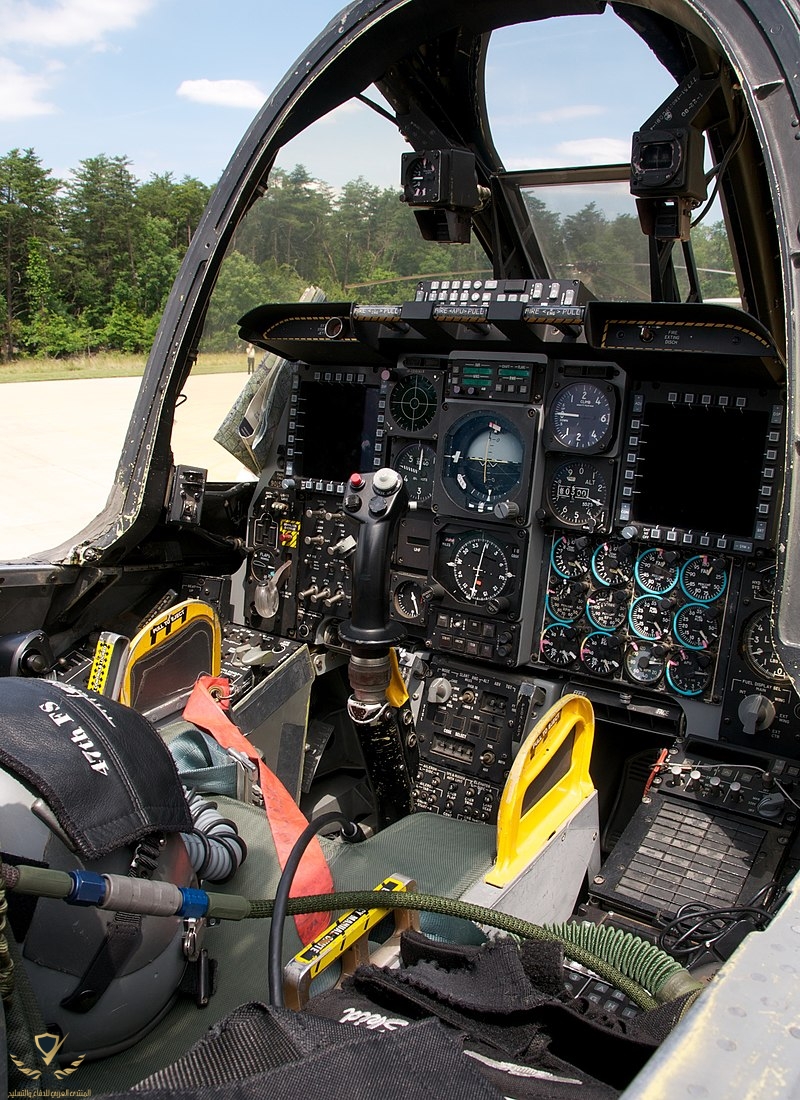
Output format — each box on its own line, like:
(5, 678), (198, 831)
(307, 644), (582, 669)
(633, 402), (769, 537)
(295, 379), (380, 481)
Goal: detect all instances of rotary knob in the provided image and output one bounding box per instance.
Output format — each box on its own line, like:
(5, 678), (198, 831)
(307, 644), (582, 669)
(738, 694), (777, 735)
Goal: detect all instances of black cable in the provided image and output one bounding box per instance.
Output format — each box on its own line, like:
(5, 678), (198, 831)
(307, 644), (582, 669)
(657, 884), (784, 964)
(267, 811), (365, 1008)
(691, 112), (748, 228)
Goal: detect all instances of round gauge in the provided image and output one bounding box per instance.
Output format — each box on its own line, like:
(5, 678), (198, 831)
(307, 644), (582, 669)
(549, 381), (615, 453)
(625, 640), (667, 685)
(440, 531), (517, 605)
(679, 555), (728, 603)
(250, 550), (277, 583)
(546, 578), (586, 623)
(666, 649), (712, 697)
(635, 548), (680, 595)
(742, 609), (790, 683)
(441, 412), (525, 513)
(673, 602), (720, 650)
(548, 459), (609, 530)
(403, 154), (439, 203)
(629, 594), (674, 641)
(551, 535), (591, 579)
(389, 374), (438, 432)
(393, 441), (436, 505)
(586, 587), (628, 631)
(758, 567), (776, 599)
(592, 539), (635, 587)
(540, 623), (580, 667)
(581, 631), (623, 677)
(392, 578), (427, 622)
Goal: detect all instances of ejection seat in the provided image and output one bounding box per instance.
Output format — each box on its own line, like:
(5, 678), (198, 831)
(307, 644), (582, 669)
(79, 692), (599, 1093)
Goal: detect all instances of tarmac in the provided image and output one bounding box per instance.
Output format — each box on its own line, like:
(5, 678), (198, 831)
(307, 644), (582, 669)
(0, 373), (253, 561)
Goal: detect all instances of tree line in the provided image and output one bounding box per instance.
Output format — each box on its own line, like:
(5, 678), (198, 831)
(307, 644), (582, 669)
(0, 149), (737, 360)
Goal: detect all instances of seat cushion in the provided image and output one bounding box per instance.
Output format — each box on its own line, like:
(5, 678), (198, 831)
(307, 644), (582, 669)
(324, 812), (495, 898)
(76, 806), (494, 1092)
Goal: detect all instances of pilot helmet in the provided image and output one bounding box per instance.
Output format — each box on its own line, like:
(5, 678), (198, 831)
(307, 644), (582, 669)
(0, 678), (196, 1060)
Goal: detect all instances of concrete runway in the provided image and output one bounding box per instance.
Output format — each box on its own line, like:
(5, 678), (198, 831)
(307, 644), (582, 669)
(0, 373), (253, 560)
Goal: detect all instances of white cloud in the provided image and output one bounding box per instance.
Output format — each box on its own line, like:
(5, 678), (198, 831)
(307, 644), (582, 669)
(315, 100), (365, 125)
(538, 105), (605, 125)
(555, 138), (631, 164)
(494, 104), (606, 128)
(1, 0), (155, 48)
(0, 57), (55, 118)
(177, 79), (265, 110)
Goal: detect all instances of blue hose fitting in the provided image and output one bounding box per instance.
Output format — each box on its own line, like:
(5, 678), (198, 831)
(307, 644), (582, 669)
(179, 887), (210, 918)
(68, 870), (106, 906)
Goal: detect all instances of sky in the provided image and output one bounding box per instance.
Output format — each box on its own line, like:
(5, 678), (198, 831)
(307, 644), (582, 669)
(0, 0), (678, 193)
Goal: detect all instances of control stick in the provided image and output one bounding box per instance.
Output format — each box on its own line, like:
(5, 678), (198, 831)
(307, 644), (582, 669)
(338, 469), (415, 825)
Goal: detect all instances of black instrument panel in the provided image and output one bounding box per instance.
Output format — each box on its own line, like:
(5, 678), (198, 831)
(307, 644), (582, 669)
(245, 290), (790, 753)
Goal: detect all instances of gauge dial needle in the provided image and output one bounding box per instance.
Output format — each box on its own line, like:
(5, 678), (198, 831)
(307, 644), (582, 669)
(470, 542), (488, 600)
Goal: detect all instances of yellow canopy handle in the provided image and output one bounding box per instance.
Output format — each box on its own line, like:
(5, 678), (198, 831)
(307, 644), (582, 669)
(120, 599), (222, 709)
(486, 693), (595, 888)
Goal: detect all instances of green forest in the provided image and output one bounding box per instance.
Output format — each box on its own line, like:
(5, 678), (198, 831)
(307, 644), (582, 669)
(0, 148), (738, 361)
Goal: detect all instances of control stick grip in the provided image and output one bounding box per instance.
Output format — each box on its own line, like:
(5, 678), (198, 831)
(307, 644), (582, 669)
(338, 469), (408, 650)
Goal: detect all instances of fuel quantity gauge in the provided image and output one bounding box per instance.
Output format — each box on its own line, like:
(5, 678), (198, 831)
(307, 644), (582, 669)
(742, 609), (790, 683)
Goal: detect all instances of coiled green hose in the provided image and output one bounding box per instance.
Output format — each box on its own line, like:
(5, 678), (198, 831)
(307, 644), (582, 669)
(545, 920), (699, 1003)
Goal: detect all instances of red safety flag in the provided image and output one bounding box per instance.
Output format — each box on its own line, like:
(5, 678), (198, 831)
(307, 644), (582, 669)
(183, 675), (333, 942)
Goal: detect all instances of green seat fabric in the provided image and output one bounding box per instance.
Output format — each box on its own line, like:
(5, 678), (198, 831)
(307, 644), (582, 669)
(323, 812), (495, 898)
(76, 800), (494, 1093)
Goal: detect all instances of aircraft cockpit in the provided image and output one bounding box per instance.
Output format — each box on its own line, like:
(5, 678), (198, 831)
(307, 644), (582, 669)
(0, 0), (799, 1096)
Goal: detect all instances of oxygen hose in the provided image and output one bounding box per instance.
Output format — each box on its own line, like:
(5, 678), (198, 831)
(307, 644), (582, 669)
(249, 889), (700, 1011)
(1, 862), (704, 1012)
(181, 787), (248, 884)
(259, 804), (698, 1011)
(544, 920), (696, 1005)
